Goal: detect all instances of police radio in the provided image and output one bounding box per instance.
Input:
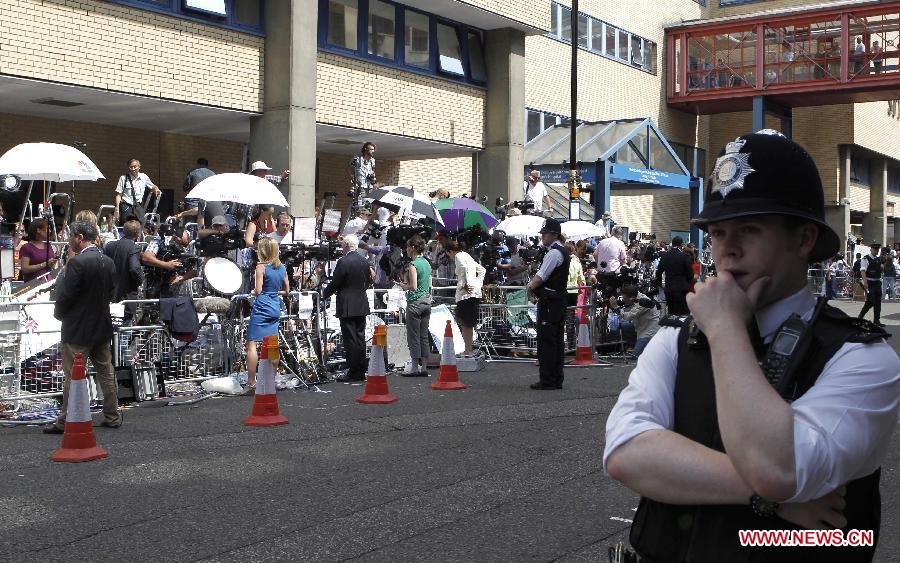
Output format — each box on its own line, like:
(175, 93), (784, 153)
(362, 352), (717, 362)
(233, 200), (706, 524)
(759, 298), (827, 400)
(760, 314), (810, 398)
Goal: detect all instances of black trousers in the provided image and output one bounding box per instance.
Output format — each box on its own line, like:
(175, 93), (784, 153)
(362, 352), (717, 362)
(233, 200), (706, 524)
(859, 281), (882, 323)
(664, 290), (690, 315)
(340, 315), (367, 380)
(537, 298), (566, 387)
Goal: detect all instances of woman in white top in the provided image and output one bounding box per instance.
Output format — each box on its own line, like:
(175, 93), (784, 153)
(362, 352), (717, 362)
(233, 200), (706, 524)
(444, 240), (485, 356)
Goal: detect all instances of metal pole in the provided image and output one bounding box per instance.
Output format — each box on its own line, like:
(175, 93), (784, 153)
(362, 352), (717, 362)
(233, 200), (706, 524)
(568, 0), (580, 220)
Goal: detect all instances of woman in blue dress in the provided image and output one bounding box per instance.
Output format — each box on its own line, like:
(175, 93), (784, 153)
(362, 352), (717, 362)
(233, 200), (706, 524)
(244, 237), (289, 394)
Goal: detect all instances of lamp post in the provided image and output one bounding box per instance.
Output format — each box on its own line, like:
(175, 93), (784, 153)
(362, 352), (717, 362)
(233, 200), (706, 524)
(567, 0), (581, 221)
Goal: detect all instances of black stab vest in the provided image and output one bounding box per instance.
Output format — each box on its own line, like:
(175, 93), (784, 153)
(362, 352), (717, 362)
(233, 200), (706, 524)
(864, 255), (882, 281)
(630, 304), (884, 563)
(542, 241), (570, 296)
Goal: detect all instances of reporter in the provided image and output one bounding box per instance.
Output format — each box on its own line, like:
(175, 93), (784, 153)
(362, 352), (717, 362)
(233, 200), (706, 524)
(244, 237), (289, 394)
(400, 236), (432, 376)
(18, 218), (58, 281)
(444, 240), (485, 357)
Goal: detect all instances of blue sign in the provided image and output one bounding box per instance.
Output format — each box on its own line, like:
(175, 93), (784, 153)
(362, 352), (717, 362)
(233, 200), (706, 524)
(610, 164), (690, 189)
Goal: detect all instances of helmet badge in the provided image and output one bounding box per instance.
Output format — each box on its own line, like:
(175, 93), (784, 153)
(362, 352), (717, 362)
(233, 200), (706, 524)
(711, 138), (755, 198)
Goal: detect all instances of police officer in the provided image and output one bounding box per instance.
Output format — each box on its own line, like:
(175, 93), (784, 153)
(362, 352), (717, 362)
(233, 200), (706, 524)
(604, 131), (899, 562)
(526, 218), (570, 390)
(859, 243), (885, 326)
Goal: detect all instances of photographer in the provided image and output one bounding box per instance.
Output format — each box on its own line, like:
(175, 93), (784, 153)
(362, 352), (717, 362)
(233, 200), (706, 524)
(498, 237), (528, 286)
(607, 284), (659, 358)
(347, 142), (376, 205)
(594, 227), (627, 273)
(142, 222), (195, 299)
(114, 158), (160, 226)
(526, 219), (570, 390)
(523, 170), (553, 216)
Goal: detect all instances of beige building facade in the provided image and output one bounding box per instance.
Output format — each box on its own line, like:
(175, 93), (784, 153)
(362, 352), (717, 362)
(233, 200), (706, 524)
(1, 0), (898, 248)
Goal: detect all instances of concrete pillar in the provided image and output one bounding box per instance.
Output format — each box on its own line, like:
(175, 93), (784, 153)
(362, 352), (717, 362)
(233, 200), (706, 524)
(826, 144), (853, 256)
(863, 158), (888, 245)
(839, 144), (851, 201)
(249, 0), (317, 217)
(477, 28), (525, 208)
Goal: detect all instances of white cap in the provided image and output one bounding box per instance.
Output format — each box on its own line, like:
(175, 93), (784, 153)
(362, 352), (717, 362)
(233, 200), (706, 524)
(250, 160), (271, 173)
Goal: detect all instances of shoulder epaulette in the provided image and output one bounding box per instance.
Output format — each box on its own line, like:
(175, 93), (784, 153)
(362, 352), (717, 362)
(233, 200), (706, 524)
(818, 303), (891, 343)
(659, 314), (691, 328)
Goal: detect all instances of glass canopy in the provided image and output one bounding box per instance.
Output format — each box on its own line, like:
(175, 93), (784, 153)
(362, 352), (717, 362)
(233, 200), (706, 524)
(524, 117), (689, 176)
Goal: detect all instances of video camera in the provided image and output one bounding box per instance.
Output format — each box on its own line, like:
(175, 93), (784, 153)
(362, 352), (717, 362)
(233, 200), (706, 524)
(387, 224), (432, 247)
(280, 242), (342, 264)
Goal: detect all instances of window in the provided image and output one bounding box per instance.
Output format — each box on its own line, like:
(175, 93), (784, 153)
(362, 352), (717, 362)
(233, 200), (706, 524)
(577, 13), (589, 48)
(184, 0), (226, 16)
(404, 10), (430, 69)
(328, 0), (358, 50)
(617, 29), (629, 62)
(545, 3), (657, 74)
(889, 169), (900, 193)
(559, 5), (572, 42)
(320, 0), (487, 86)
(605, 24), (616, 57)
(527, 111), (543, 142)
(591, 21), (603, 52)
(851, 157), (872, 186)
(437, 23), (464, 76)
(368, 0), (395, 60)
(643, 40), (657, 74)
(467, 31), (487, 82)
(234, 0), (260, 27)
(103, 0), (263, 32)
(631, 34), (642, 66)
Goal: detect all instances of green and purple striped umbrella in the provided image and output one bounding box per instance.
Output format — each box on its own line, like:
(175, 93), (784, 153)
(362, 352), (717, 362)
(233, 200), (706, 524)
(434, 197), (498, 232)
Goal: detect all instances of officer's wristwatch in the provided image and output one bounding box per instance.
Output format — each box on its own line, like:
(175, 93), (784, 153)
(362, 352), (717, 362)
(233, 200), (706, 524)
(750, 493), (780, 517)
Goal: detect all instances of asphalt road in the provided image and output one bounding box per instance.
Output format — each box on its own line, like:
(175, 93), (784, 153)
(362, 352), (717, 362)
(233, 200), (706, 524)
(0, 299), (898, 562)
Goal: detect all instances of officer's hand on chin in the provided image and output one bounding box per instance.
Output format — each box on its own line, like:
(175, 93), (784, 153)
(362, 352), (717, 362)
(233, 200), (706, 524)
(687, 270), (770, 335)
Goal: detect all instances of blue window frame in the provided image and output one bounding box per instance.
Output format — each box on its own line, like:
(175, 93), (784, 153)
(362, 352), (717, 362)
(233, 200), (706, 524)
(851, 157), (872, 186)
(318, 0), (488, 87)
(547, 2), (657, 75)
(102, 0), (264, 34)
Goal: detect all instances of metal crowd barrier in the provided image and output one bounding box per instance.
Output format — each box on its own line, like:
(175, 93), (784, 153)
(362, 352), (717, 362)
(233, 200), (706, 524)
(806, 269), (855, 300)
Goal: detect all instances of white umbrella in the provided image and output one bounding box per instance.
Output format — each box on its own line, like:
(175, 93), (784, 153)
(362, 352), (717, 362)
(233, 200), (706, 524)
(492, 215), (545, 237)
(561, 220), (607, 241)
(186, 173), (289, 207)
(0, 142), (104, 182)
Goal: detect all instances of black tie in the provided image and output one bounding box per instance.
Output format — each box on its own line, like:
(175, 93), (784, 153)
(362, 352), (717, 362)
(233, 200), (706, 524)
(748, 318), (767, 360)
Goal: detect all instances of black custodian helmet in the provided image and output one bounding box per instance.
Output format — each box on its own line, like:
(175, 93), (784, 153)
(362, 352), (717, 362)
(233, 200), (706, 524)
(692, 130), (840, 262)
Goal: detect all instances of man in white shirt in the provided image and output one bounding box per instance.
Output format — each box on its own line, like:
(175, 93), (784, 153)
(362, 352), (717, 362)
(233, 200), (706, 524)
(593, 227), (627, 273)
(523, 170), (553, 216)
(605, 131), (898, 562)
(114, 158), (161, 225)
(271, 212), (293, 244)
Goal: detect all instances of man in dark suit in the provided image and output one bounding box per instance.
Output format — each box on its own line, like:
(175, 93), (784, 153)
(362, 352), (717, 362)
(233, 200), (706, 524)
(103, 219), (144, 325)
(655, 236), (694, 315)
(44, 221), (120, 433)
(322, 234), (372, 382)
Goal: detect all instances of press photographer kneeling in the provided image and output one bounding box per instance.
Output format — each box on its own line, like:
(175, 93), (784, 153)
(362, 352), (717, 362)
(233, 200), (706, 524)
(607, 284), (659, 359)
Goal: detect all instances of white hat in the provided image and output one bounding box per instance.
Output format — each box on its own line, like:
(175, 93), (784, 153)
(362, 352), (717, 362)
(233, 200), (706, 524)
(250, 160), (272, 173)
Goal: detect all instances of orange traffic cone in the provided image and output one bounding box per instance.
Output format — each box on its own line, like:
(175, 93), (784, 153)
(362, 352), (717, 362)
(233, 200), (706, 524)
(432, 320), (466, 391)
(357, 325), (397, 404)
(243, 336), (289, 426)
(52, 353), (108, 463)
(568, 315), (596, 366)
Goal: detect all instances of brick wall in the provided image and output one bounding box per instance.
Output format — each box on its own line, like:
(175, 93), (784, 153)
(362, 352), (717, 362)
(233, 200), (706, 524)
(0, 111), (245, 216)
(706, 0), (824, 19)
(0, 0), (264, 112)
(849, 184), (870, 213)
(316, 53), (486, 149)
(706, 106), (851, 204)
(460, 0), (551, 31)
(525, 0), (705, 149)
(853, 101), (900, 160)
(398, 157), (473, 197)
(611, 188), (690, 237)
